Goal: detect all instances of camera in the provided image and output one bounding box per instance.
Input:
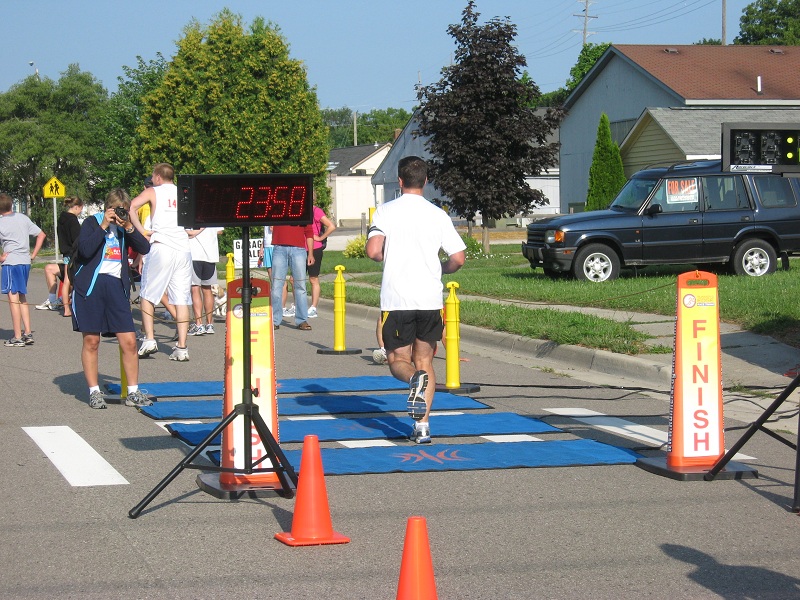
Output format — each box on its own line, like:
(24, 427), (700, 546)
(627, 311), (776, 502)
(114, 206), (128, 220)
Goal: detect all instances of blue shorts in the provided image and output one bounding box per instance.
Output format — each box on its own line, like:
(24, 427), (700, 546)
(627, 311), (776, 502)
(261, 246), (274, 269)
(1, 264), (31, 295)
(72, 274), (135, 337)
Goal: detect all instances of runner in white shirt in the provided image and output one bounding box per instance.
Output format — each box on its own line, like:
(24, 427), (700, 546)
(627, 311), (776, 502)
(129, 163), (194, 362)
(366, 156), (466, 444)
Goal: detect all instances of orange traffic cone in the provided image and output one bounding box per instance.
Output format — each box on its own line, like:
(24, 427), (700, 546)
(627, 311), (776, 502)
(275, 435), (350, 546)
(396, 516), (438, 600)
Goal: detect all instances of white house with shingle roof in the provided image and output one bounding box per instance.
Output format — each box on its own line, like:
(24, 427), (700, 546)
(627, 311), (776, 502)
(327, 142), (391, 227)
(561, 44), (800, 213)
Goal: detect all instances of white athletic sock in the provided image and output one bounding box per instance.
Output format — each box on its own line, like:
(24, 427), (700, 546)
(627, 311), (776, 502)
(127, 385), (139, 395)
(89, 385), (100, 394)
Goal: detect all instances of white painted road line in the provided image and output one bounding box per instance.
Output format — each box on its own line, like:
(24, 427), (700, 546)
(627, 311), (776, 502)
(23, 426), (129, 486)
(544, 408), (756, 460)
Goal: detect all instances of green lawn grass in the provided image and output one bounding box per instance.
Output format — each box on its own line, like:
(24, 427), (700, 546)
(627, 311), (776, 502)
(319, 243), (800, 352)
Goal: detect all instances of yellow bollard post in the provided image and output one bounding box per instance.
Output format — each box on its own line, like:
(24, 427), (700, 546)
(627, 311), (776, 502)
(368, 206), (376, 226)
(444, 282), (461, 389)
(317, 265), (361, 355)
(333, 265), (347, 351)
(225, 252), (235, 284)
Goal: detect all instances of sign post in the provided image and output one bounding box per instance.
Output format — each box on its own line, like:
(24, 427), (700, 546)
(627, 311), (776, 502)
(637, 271), (757, 481)
(43, 176), (66, 261)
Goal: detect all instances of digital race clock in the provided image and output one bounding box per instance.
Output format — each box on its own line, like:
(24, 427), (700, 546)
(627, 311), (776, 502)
(177, 173), (314, 227)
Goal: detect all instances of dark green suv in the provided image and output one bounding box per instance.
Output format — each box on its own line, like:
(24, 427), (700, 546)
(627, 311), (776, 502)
(522, 160), (800, 282)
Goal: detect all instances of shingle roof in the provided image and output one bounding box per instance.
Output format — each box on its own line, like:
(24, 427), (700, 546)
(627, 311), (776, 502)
(624, 107), (800, 156)
(613, 45), (800, 101)
(327, 143), (389, 176)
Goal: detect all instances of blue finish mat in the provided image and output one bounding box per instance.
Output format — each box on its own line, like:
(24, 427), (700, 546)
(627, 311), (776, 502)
(207, 439), (638, 475)
(107, 375), (408, 397)
(167, 412), (560, 446)
(139, 392), (489, 420)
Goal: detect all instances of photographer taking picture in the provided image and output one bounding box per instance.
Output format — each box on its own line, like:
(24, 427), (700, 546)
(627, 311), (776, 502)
(70, 188), (151, 409)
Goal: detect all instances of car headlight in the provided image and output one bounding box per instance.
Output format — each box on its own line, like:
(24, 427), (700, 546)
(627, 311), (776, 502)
(545, 229), (564, 244)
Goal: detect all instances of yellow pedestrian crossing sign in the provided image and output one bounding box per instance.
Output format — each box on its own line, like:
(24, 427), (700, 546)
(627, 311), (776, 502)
(43, 177), (66, 198)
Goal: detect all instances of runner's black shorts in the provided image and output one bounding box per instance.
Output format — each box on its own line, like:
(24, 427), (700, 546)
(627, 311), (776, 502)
(380, 309), (443, 352)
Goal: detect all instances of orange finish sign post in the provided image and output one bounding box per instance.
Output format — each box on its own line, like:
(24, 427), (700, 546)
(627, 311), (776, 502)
(668, 271), (725, 469)
(637, 271), (757, 481)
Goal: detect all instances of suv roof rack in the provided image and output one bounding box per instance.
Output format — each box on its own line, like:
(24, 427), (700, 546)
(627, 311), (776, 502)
(641, 159), (718, 171)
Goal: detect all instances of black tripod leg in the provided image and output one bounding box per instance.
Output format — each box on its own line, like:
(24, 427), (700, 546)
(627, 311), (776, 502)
(250, 409), (298, 495)
(128, 409), (239, 519)
(705, 372), (800, 481)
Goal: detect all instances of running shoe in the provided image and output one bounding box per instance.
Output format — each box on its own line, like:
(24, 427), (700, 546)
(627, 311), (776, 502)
(35, 299), (60, 311)
(169, 346), (189, 362)
(138, 339), (158, 357)
(409, 421), (431, 444)
(307, 306), (318, 318)
(372, 347), (388, 365)
(22, 333), (34, 345)
(204, 324), (215, 335)
(282, 304), (295, 318)
(407, 370), (428, 420)
(124, 389), (153, 407)
(4, 337), (25, 347)
(187, 323), (205, 336)
(89, 390), (108, 409)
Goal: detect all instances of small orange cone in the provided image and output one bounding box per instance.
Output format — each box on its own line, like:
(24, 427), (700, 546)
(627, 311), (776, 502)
(396, 516), (438, 600)
(275, 435), (350, 546)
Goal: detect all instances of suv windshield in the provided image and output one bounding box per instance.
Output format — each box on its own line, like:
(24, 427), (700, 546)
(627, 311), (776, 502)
(610, 177), (658, 211)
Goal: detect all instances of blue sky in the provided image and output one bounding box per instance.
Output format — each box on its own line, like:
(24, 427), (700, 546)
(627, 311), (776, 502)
(5, 0), (751, 110)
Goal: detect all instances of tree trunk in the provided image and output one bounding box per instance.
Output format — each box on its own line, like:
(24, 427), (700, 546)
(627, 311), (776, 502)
(481, 224), (491, 254)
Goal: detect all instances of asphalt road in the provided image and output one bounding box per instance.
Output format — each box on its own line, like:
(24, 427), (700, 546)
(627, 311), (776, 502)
(0, 275), (798, 599)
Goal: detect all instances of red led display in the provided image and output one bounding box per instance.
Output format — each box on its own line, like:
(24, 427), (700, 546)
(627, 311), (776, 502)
(177, 174), (314, 227)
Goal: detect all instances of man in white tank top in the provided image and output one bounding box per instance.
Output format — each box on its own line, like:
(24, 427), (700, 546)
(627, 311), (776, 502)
(129, 163), (194, 362)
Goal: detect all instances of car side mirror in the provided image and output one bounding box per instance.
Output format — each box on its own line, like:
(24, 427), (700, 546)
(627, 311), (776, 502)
(645, 203), (663, 216)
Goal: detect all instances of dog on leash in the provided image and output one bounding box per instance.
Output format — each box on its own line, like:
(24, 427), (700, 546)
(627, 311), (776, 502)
(211, 284), (227, 317)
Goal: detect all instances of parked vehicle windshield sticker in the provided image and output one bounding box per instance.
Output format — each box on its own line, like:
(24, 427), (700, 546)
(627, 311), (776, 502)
(666, 178), (698, 204)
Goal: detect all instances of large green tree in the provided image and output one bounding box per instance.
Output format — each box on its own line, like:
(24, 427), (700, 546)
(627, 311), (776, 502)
(537, 42), (610, 107)
(0, 65), (107, 243)
(417, 1), (562, 251)
(735, 0), (800, 45)
(96, 53), (168, 198)
(133, 10), (330, 221)
(322, 106), (412, 149)
(585, 113), (626, 211)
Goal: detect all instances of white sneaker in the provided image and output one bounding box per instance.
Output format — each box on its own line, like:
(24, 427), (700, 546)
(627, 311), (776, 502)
(307, 306), (318, 318)
(169, 346), (189, 361)
(36, 299), (59, 311)
(409, 421), (431, 444)
(372, 347), (388, 365)
(187, 323), (205, 336)
(204, 323), (215, 335)
(138, 339), (158, 357)
(282, 304), (296, 317)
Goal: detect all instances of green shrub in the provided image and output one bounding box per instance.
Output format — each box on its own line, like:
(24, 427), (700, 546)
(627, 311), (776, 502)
(343, 234), (367, 258)
(462, 233), (485, 259)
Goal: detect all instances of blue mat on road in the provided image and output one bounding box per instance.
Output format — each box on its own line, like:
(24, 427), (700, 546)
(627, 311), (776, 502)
(167, 412), (560, 446)
(207, 439), (638, 475)
(139, 392), (490, 420)
(107, 375), (408, 398)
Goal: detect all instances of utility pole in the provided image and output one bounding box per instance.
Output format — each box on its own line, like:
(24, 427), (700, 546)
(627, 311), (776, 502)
(722, 0), (727, 45)
(573, 0), (597, 45)
(353, 110), (358, 146)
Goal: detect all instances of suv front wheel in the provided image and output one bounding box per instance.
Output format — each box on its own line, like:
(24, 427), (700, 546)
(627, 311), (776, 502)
(573, 243), (620, 282)
(731, 239), (777, 277)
